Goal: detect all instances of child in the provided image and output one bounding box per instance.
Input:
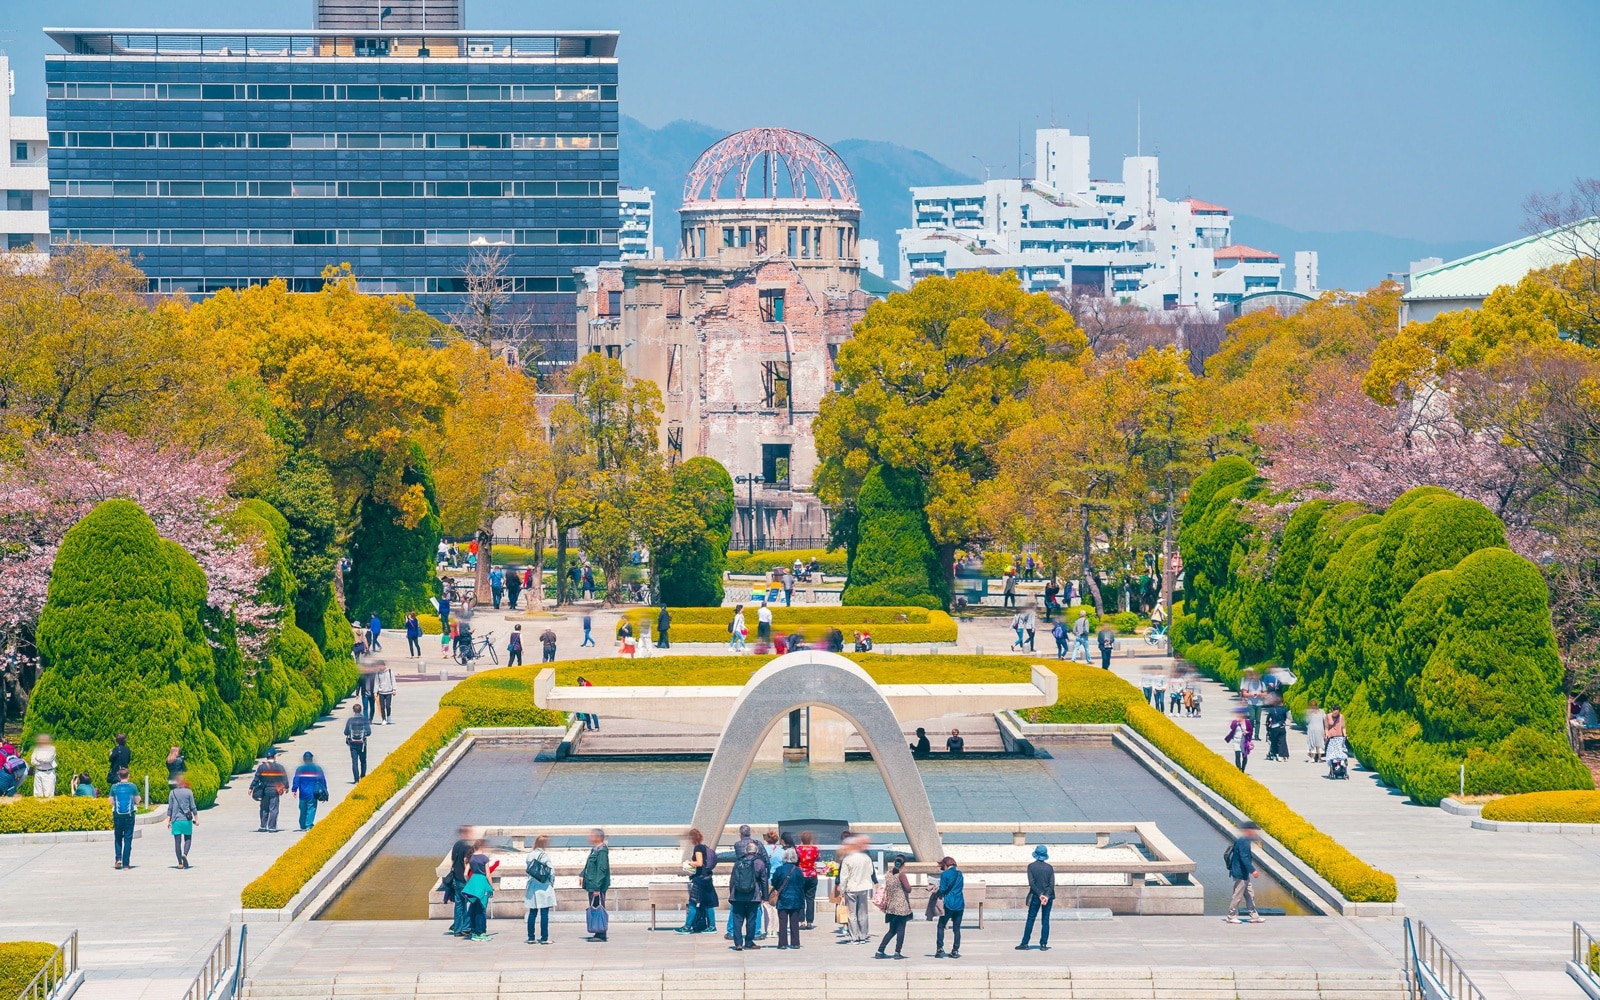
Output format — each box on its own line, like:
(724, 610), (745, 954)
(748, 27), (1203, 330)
(1224, 709), (1254, 771)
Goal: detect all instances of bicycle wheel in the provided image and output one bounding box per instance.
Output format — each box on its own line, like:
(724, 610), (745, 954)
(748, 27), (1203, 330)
(485, 643), (499, 664)
(454, 647), (469, 665)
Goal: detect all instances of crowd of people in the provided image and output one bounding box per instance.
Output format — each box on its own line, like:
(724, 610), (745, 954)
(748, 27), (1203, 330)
(1204, 666), (1349, 780)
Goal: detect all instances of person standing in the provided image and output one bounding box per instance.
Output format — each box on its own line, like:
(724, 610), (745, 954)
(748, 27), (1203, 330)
(757, 602), (774, 648)
(581, 565), (595, 600)
(106, 733), (131, 790)
(1166, 670), (1186, 716)
(657, 606), (672, 649)
(345, 704), (372, 782)
(524, 834), (556, 944)
(437, 593), (452, 630)
(490, 566), (505, 609)
(1043, 575), (1060, 620)
(837, 833), (875, 944)
(677, 827), (717, 934)
(165, 745), (187, 791)
(292, 751), (328, 830)
(1225, 822), (1266, 924)
(500, 625), (519, 666)
(873, 854), (914, 960)
(933, 855), (965, 959)
(1016, 844), (1056, 951)
(1265, 697), (1290, 762)
(783, 569), (796, 607)
(580, 613), (595, 647)
(374, 662), (397, 725)
(29, 734), (56, 798)
(1002, 571), (1017, 609)
(506, 567), (523, 610)
(772, 847), (805, 950)
(1304, 698), (1327, 763)
(405, 612), (423, 658)
(1072, 610), (1092, 663)
(728, 840), (769, 951)
(250, 748), (288, 833)
(109, 766), (140, 869)
(446, 826), (475, 937)
(540, 627), (558, 664)
(582, 828), (611, 942)
(576, 677), (598, 731)
(1097, 621), (1117, 670)
(797, 830), (821, 928)
(168, 774), (198, 869)
(946, 729), (965, 754)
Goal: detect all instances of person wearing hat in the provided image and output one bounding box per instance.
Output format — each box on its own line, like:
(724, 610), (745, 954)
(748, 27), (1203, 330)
(1016, 844), (1057, 951)
(249, 748), (289, 833)
(1225, 822), (1266, 924)
(291, 751), (329, 831)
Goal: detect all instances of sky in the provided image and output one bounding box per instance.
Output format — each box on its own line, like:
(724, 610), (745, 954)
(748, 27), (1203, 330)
(5, 0), (1597, 245)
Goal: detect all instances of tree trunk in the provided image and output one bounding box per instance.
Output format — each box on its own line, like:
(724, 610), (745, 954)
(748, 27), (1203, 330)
(475, 524), (493, 608)
(555, 524), (569, 606)
(941, 542), (958, 610)
(532, 527), (547, 612)
(1081, 508), (1105, 615)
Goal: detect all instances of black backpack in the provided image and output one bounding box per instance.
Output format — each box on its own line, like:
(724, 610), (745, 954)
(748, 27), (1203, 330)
(731, 855), (758, 896)
(1223, 844), (1237, 872)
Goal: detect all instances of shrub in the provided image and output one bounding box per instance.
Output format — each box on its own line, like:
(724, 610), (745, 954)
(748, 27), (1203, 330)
(1110, 611), (1142, 634)
(416, 613), (443, 635)
(0, 796), (114, 834)
(842, 465), (947, 608)
(1480, 790), (1600, 824)
(655, 458), (736, 607)
(621, 608), (957, 644)
(345, 445), (441, 623)
(725, 549), (849, 577)
(555, 654), (1031, 688)
(0, 942), (63, 1000)
(438, 667), (568, 728)
(624, 606), (934, 627)
(490, 545), (553, 568)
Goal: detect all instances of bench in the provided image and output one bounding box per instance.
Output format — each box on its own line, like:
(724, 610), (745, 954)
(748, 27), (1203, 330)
(647, 882), (687, 930)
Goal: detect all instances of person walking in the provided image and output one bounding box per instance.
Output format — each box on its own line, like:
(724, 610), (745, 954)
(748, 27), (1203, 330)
(1002, 572), (1017, 609)
(797, 830), (821, 928)
(873, 854), (914, 960)
(1020, 604), (1037, 652)
(728, 840), (769, 951)
(783, 570), (796, 607)
(1016, 844), (1056, 951)
(1264, 697), (1290, 761)
(490, 566), (505, 609)
(757, 602), (774, 648)
(1051, 618), (1068, 660)
(358, 666), (378, 721)
(772, 847), (805, 949)
(1009, 610), (1026, 651)
(524, 834), (556, 944)
(677, 828), (718, 934)
(1166, 669), (1186, 716)
(292, 751), (328, 830)
(656, 606), (672, 649)
(250, 748), (288, 833)
(1304, 698), (1327, 763)
(1072, 610), (1091, 663)
(837, 833), (875, 944)
(933, 856), (966, 959)
(106, 733), (131, 790)
(109, 766), (140, 869)
(582, 828), (611, 942)
(374, 662), (396, 725)
(1225, 822), (1266, 923)
(729, 605), (748, 652)
(1097, 621), (1117, 670)
(580, 613), (595, 647)
(405, 611), (423, 658)
(539, 626), (558, 664)
(367, 612), (383, 652)
(29, 734), (56, 798)
(506, 567), (523, 610)
(345, 704), (372, 782)
(1043, 575), (1060, 621)
(581, 565), (595, 600)
(167, 774), (198, 869)
(1225, 708), (1255, 772)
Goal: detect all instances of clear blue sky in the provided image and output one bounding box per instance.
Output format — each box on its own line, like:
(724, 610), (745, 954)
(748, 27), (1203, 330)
(5, 0), (1596, 244)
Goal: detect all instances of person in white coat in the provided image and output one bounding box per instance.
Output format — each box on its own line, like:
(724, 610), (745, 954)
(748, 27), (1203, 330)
(524, 834), (557, 944)
(374, 663), (397, 725)
(30, 734), (57, 798)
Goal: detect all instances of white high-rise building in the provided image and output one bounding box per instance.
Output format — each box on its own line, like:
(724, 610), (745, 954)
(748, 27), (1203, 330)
(618, 186), (655, 259)
(1295, 251), (1319, 295)
(0, 56), (49, 264)
(897, 127), (1293, 315)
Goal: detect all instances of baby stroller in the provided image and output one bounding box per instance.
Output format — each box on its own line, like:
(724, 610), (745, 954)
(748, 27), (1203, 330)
(1326, 736), (1350, 779)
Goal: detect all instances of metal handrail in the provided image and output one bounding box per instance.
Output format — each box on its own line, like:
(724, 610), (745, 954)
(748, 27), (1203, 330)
(183, 924), (246, 1000)
(1406, 918), (1486, 1000)
(18, 931), (76, 1000)
(1575, 921), (1600, 980)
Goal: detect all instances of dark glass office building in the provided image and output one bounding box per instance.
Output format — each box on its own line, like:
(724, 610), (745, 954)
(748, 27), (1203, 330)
(45, 29), (619, 361)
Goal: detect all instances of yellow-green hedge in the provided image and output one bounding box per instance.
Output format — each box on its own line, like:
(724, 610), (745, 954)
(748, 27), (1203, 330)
(1024, 665), (1397, 903)
(0, 797), (115, 834)
(438, 666), (568, 728)
(0, 941), (63, 999)
(416, 613), (443, 634)
(724, 549), (848, 577)
(556, 654), (1030, 688)
(626, 606), (933, 627)
(1480, 790), (1600, 824)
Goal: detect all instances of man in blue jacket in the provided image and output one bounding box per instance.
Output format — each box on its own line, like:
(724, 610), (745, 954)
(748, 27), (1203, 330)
(1225, 821), (1266, 924)
(291, 751), (328, 831)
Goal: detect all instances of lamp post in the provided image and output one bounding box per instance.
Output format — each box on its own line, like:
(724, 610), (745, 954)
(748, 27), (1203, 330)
(1152, 481), (1176, 649)
(735, 473), (764, 553)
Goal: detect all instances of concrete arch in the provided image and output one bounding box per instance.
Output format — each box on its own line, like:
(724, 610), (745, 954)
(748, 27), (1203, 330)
(687, 650), (944, 860)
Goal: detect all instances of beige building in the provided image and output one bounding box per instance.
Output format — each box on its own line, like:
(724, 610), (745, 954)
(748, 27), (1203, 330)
(576, 128), (872, 547)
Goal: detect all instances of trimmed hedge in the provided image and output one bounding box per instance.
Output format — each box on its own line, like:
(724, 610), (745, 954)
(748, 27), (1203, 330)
(725, 548), (848, 577)
(1023, 664), (1398, 903)
(629, 606), (933, 627)
(842, 465), (946, 609)
(240, 666), (565, 909)
(0, 942), (63, 1000)
(345, 445), (442, 624)
(1480, 791), (1600, 824)
(623, 611), (957, 645)
(0, 797), (114, 834)
(555, 654), (1031, 689)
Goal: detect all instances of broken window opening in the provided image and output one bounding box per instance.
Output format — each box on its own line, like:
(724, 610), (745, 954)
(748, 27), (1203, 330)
(758, 289), (785, 323)
(666, 344), (683, 394)
(761, 359), (791, 409)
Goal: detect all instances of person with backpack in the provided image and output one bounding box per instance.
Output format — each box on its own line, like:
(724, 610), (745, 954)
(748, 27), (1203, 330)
(1097, 622), (1117, 670)
(1051, 619), (1068, 660)
(1225, 822), (1266, 924)
(1072, 610), (1092, 663)
(345, 703), (372, 782)
(292, 751), (328, 830)
(933, 855), (966, 959)
(728, 840), (769, 951)
(677, 827), (718, 934)
(539, 627), (558, 664)
(405, 611), (423, 658)
(524, 834), (556, 944)
(506, 625), (524, 666)
(581, 828), (611, 942)
(249, 748), (288, 833)
(109, 766), (141, 869)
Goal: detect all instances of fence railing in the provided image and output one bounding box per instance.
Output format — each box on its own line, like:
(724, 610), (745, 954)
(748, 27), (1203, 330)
(17, 931), (76, 1000)
(1575, 922), (1600, 983)
(183, 924), (247, 1000)
(1406, 918), (1486, 1000)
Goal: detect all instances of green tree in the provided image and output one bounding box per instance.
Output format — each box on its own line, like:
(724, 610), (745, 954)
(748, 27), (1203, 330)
(651, 457), (737, 607)
(344, 444), (442, 623)
(842, 465), (946, 609)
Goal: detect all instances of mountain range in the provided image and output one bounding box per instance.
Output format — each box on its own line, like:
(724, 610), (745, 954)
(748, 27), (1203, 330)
(620, 116), (1501, 290)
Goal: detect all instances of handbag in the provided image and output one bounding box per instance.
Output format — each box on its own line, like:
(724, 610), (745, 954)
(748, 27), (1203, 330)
(924, 891), (944, 921)
(871, 883), (888, 911)
(586, 897), (609, 935)
(835, 902), (850, 925)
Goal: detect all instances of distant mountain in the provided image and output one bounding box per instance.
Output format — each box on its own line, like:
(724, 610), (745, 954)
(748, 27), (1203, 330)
(619, 117), (974, 278)
(1230, 215), (1506, 294)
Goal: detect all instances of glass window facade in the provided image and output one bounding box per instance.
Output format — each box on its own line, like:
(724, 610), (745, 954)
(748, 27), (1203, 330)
(46, 31), (619, 361)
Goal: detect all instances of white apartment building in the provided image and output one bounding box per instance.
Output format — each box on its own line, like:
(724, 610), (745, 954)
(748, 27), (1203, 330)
(0, 56), (49, 263)
(618, 186), (655, 259)
(897, 127), (1293, 315)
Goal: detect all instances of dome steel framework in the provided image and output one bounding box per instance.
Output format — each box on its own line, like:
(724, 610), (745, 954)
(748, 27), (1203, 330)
(682, 127), (857, 207)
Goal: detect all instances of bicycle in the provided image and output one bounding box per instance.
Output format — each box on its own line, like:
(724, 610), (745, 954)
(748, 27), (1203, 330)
(1144, 623), (1169, 646)
(454, 630), (498, 666)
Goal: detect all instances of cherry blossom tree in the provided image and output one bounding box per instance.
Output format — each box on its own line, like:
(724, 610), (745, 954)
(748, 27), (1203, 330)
(0, 433), (276, 657)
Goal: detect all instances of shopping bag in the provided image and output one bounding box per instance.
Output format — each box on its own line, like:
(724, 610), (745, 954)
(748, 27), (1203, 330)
(586, 899), (609, 935)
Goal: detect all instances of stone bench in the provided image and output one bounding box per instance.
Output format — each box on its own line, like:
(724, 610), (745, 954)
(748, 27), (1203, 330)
(646, 882), (687, 930)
